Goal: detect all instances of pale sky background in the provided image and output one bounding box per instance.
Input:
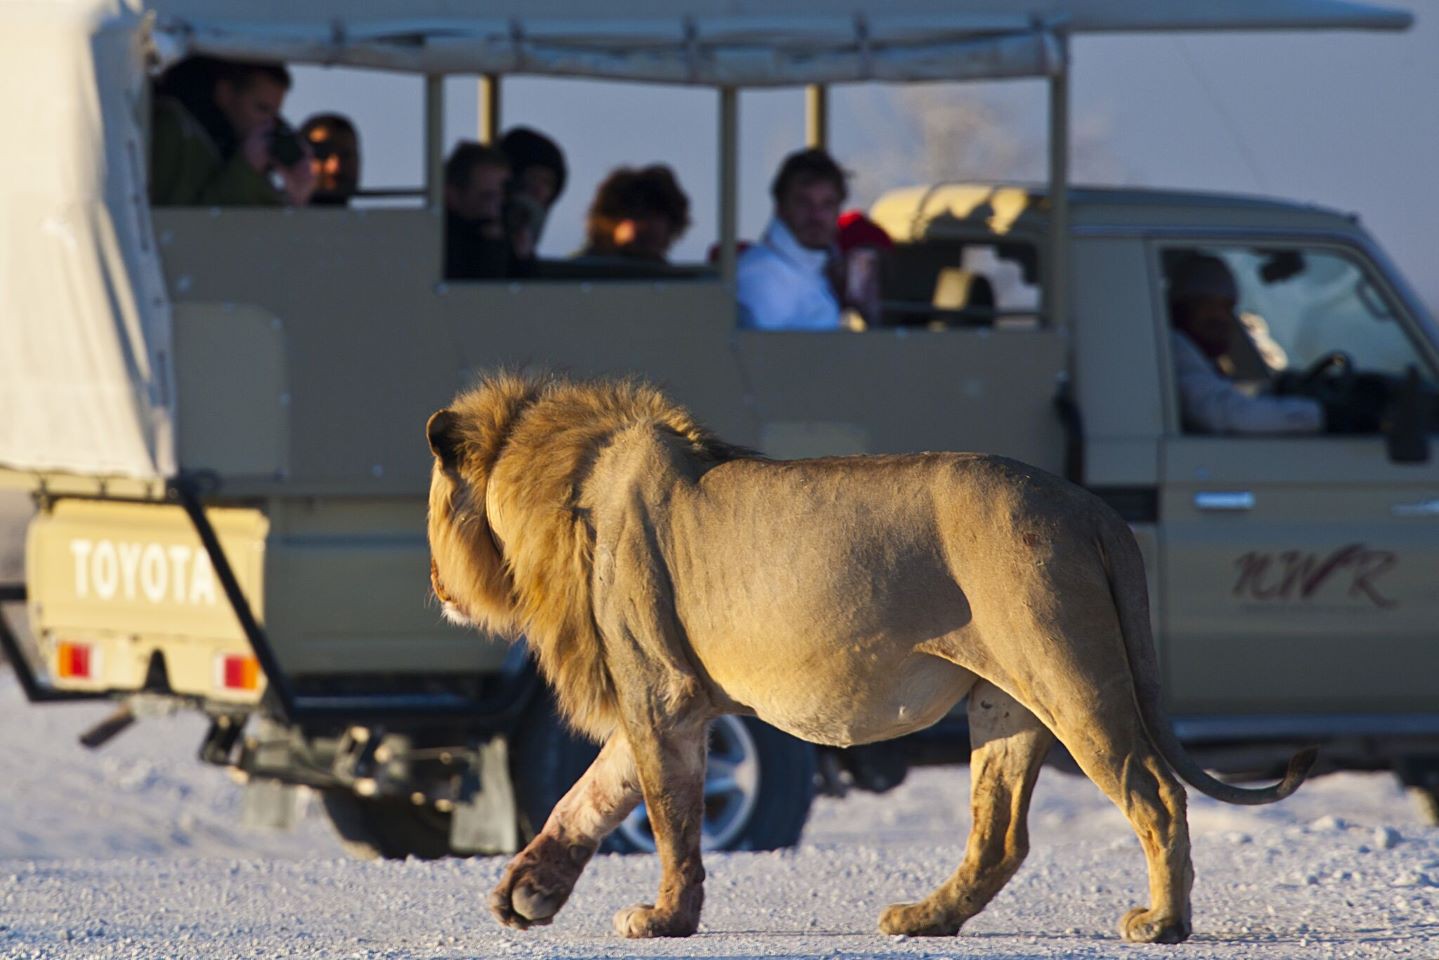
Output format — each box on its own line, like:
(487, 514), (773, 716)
(284, 2), (1437, 310)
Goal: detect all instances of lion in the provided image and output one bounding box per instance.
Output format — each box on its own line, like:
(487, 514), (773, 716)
(425, 370), (1315, 944)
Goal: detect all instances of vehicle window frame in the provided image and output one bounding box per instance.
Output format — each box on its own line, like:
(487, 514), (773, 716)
(1148, 233), (1439, 440)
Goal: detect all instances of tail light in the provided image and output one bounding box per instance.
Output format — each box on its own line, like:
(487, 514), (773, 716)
(56, 641), (95, 679)
(215, 654), (260, 691)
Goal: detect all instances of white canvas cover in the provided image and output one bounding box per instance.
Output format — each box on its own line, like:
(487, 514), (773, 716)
(0, 0), (176, 480)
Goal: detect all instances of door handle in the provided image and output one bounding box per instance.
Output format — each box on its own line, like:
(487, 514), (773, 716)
(1392, 498), (1439, 517)
(1194, 491), (1254, 512)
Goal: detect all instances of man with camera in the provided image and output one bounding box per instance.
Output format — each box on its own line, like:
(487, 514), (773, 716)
(151, 59), (315, 207)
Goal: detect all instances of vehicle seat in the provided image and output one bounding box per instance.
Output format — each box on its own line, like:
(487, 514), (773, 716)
(932, 268), (995, 327)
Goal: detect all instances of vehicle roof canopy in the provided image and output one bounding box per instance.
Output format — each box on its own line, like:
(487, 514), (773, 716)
(151, 0), (1413, 85)
(0, 0), (1415, 482)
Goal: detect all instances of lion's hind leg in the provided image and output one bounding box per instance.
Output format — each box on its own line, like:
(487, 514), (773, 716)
(491, 733), (642, 930)
(1078, 744), (1193, 943)
(879, 681), (1052, 937)
(1039, 679), (1194, 944)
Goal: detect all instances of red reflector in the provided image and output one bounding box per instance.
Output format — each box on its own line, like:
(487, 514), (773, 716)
(57, 642), (92, 679)
(219, 655), (260, 691)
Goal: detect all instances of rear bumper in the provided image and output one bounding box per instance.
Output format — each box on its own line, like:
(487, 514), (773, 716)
(25, 493), (268, 707)
(16, 479), (539, 729)
(0, 583), (108, 703)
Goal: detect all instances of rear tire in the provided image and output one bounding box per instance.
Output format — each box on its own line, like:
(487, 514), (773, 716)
(320, 790), (454, 861)
(508, 692), (600, 844)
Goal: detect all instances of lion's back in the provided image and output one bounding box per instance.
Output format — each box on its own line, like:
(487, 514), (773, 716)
(671, 449), (1116, 640)
(693, 450), (1103, 544)
(669, 451), (1058, 634)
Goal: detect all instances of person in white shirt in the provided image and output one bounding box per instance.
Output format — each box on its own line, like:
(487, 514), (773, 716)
(737, 149), (847, 331)
(1168, 254), (1324, 434)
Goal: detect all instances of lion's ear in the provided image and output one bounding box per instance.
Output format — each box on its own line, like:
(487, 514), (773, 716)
(426, 409), (462, 468)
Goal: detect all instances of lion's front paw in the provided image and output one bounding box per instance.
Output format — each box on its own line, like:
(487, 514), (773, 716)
(612, 903), (699, 938)
(490, 872), (559, 931)
(878, 901), (963, 937)
(489, 842), (591, 931)
(1120, 906), (1191, 944)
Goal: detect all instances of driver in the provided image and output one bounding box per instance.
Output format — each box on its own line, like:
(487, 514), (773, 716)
(1168, 254), (1323, 435)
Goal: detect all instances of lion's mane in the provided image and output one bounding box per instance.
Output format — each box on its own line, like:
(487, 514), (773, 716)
(429, 371), (747, 740)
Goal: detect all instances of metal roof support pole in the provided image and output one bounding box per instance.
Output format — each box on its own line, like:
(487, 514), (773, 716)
(425, 75), (445, 211)
(169, 476), (297, 725)
(1046, 32), (1071, 329)
(805, 84), (829, 149)
(480, 74), (501, 144)
(718, 86), (740, 285)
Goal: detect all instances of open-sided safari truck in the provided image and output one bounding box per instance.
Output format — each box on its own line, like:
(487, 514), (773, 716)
(4, 0), (1436, 860)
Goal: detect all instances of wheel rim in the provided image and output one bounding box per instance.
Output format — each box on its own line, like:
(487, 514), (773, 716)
(614, 715), (761, 852)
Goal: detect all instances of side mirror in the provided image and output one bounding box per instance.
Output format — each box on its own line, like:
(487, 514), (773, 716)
(1384, 366), (1430, 464)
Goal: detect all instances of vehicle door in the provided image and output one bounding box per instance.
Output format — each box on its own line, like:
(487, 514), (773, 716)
(1155, 238), (1439, 717)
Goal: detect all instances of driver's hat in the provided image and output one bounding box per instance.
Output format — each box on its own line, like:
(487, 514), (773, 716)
(1169, 254), (1238, 302)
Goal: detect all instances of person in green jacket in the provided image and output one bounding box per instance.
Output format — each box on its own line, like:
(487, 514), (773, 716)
(150, 59), (314, 207)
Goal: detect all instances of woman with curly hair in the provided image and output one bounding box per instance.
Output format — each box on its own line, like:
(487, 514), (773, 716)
(579, 164), (691, 263)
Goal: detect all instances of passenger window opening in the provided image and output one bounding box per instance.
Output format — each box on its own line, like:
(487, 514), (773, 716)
(437, 76), (718, 285)
(287, 64), (427, 209)
(143, 58), (1052, 330)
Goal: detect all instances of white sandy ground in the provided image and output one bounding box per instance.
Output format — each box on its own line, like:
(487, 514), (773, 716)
(1, 670), (1437, 959)
(3, 490), (1437, 957)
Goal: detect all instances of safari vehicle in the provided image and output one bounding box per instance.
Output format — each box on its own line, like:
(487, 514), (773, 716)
(3, 0), (1435, 863)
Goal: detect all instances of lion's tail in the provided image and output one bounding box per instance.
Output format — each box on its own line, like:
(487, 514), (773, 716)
(1098, 519), (1316, 806)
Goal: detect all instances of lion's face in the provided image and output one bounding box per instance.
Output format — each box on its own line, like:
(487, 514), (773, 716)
(426, 408), (519, 636)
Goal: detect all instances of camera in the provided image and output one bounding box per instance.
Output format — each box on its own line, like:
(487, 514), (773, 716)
(268, 117), (305, 168)
(503, 192), (545, 237)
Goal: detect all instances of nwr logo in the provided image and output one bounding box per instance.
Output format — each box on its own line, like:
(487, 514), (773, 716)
(68, 539), (219, 605)
(1232, 543), (1396, 609)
